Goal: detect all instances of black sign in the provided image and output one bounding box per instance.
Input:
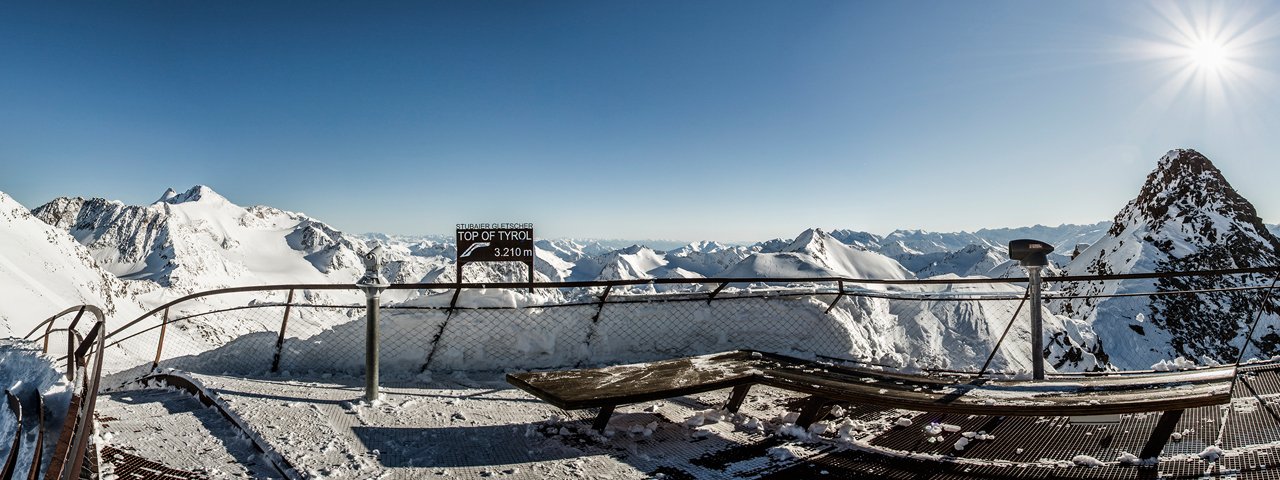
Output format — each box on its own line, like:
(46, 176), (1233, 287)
(455, 223), (535, 284)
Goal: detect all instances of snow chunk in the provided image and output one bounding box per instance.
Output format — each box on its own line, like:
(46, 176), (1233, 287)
(1072, 455), (1105, 467)
(1151, 357), (1197, 372)
(1198, 445), (1225, 461)
(767, 446), (796, 461)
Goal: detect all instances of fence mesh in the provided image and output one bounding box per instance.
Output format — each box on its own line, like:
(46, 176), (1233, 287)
(88, 272), (1280, 381)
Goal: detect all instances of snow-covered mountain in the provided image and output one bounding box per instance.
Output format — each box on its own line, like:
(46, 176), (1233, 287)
(722, 228), (913, 281)
(972, 222), (1111, 253)
(0, 191), (144, 336)
(665, 241), (757, 277)
(915, 244), (1019, 278)
(804, 224), (1109, 277)
(881, 230), (996, 255)
(827, 229), (882, 251)
(559, 242), (756, 281)
(33, 186), (372, 296)
(1058, 149), (1280, 369)
(886, 276), (1106, 372)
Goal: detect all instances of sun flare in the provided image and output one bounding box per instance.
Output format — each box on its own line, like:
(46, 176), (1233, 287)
(1125, 0), (1280, 112)
(1187, 38), (1229, 72)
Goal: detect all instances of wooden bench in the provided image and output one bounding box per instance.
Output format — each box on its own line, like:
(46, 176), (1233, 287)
(507, 350), (1237, 458)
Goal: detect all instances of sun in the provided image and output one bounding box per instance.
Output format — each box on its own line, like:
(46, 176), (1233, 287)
(1186, 38), (1229, 72)
(1122, 0), (1279, 111)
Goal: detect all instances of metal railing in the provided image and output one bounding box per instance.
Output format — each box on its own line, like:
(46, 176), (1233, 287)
(89, 266), (1280, 380)
(18, 305), (107, 480)
(1, 390), (21, 479)
(2, 267), (1276, 476)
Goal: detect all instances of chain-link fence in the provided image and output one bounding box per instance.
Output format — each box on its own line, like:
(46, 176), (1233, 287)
(91, 268), (1280, 381)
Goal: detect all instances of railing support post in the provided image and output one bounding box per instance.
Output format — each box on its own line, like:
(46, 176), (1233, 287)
(357, 247), (389, 403)
(152, 308), (170, 372)
(1027, 265), (1045, 380)
(271, 289), (296, 373)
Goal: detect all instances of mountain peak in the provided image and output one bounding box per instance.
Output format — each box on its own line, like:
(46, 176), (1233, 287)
(1062, 148), (1280, 368)
(162, 185), (230, 205)
(1114, 148), (1266, 240)
(156, 188), (179, 204)
(782, 228), (834, 255)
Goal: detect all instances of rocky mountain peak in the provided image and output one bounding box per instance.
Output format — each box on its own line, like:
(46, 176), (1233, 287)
(156, 188), (179, 204)
(162, 185), (229, 205)
(1111, 149), (1271, 245)
(1062, 149), (1280, 368)
(783, 228), (829, 254)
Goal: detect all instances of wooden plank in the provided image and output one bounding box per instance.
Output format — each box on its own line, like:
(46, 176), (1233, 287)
(506, 351), (762, 410)
(755, 355), (1234, 416)
(507, 350), (1235, 418)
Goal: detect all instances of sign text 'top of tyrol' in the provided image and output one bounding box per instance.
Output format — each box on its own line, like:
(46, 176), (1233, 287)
(455, 223), (535, 285)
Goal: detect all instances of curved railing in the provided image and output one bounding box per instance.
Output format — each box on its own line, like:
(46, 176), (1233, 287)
(94, 266), (1280, 380)
(15, 304), (107, 480)
(1, 390), (21, 479)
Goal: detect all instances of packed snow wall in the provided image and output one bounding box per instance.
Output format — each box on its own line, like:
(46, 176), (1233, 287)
(0, 339), (74, 478)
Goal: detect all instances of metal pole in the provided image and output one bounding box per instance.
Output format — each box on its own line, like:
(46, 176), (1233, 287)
(364, 288), (381, 402)
(357, 245), (389, 403)
(1028, 265), (1045, 380)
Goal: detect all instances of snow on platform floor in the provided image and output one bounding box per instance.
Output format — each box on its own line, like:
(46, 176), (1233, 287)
(182, 371), (863, 479)
(96, 388), (280, 478)
(96, 363), (1280, 479)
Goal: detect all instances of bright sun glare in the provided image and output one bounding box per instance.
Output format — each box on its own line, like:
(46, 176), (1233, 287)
(1128, 1), (1279, 110)
(1187, 38), (1229, 72)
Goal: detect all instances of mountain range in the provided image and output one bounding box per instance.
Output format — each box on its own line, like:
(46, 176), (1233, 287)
(2, 148), (1277, 371)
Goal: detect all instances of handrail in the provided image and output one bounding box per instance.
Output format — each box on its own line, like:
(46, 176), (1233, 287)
(22, 305), (103, 344)
(28, 394), (44, 480)
(41, 307), (106, 480)
(101, 266), (1280, 380)
(105, 266), (1280, 341)
(64, 320), (104, 479)
(1, 390), (22, 480)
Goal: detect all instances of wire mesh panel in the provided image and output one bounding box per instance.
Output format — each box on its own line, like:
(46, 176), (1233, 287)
(709, 295), (857, 359)
(275, 305), (367, 374)
(587, 298), (708, 365)
(426, 305), (597, 370)
(91, 269), (1280, 381)
(154, 306), (286, 375)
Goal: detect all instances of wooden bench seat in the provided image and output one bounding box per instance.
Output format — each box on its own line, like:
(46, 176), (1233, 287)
(507, 350), (1236, 441)
(762, 356), (1236, 417)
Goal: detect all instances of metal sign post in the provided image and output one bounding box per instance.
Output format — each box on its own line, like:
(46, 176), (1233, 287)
(1009, 239), (1054, 380)
(357, 245), (389, 402)
(455, 223), (536, 286)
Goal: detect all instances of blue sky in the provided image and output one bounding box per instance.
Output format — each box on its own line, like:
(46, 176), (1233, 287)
(2, 1), (1279, 242)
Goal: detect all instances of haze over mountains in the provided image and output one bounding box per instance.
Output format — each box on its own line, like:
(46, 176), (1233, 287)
(2, 148), (1278, 370)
